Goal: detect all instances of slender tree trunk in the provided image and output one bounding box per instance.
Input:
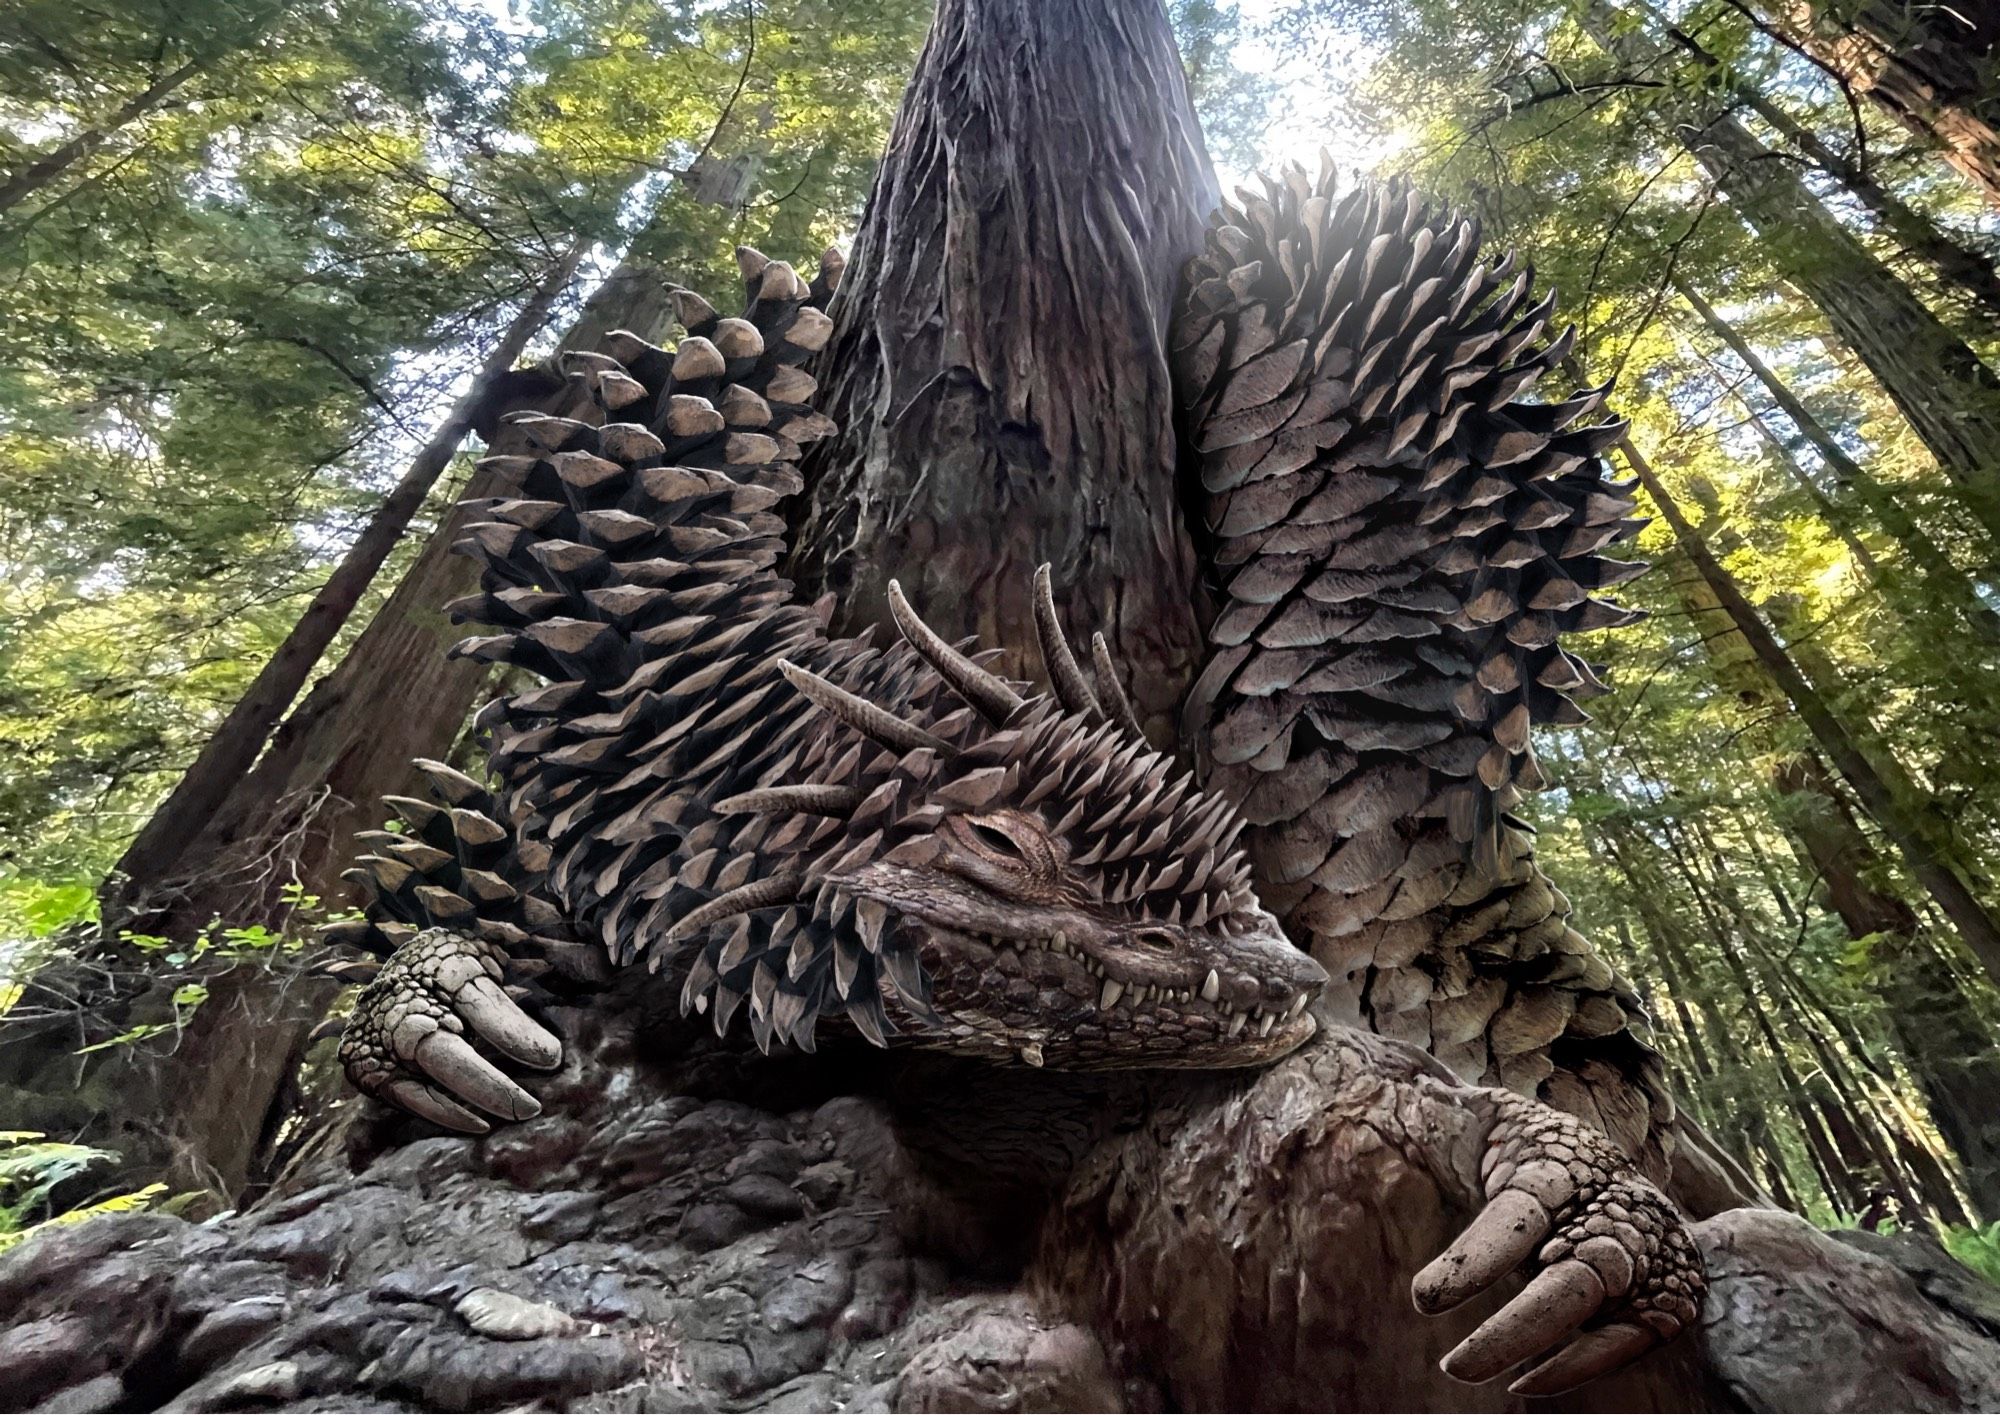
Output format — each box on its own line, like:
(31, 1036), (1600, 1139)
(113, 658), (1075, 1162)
(1738, 400), (1890, 585)
(159, 259), (680, 930)
(0, 258), (677, 1206)
(0, 58), (208, 218)
(1594, 819), (1804, 1206)
(791, 0), (1217, 740)
(1675, 114), (2000, 541)
(1637, 0), (2000, 320)
(104, 238), (588, 926)
(1586, 4), (2000, 541)
(1623, 437), (2000, 990)
(1651, 811), (1856, 1209)
(1675, 277), (2000, 649)
(1781, 0), (2000, 207)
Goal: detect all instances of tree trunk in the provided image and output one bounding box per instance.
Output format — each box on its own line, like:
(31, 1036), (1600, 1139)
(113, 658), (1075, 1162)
(1783, 0), (2000, 208)
(3, 3), (1998, 1409)
(163, 259), (680, 929)
(1673, 277), (2000, 624)
(1645, 523), (1999, 1214)
(1636, 0), (2000, 322)
(1593, 817), (1804, 1208)
(104, 238), (588, 928)
(790, 0), (1217, 740)
(0, 258), (677, 1207)
(1673, 113), (2000, 542)
(1621, 437), (2000, 988)
(1584, 5), (2000, 543)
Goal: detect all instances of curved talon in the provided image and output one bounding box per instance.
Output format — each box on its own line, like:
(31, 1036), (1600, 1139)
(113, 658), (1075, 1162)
(1413, 1188), (1552, 1312)
(338, 928), (561, 1131)
(1508, 1320), (1659, 1396)
(1441, 1259), (1606, 1384)
(383, 1078), (490, 1135)
(455, 975), (562, 1068)
(1419, 1094), (1704, 1394)
(414, 1030), (543, 1121)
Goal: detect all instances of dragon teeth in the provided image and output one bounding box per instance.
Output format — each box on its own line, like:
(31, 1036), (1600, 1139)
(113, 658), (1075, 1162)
(1100, 979), (1124, 1010)
(1201, 970), (1220, 1002)
(1259, 1012), (1276, 1038)
(1288, 993), (1309, 1020)
(1227, 1011), (1248, 1037)
(1020, 1042), (1044, 1067)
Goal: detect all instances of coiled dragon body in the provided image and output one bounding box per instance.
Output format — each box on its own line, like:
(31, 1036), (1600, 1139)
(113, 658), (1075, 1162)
(321, 175), (1705, 1396)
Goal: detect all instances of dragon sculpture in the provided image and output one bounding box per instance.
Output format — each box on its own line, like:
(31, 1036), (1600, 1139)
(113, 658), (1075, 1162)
(319, 165), (1705, 1397)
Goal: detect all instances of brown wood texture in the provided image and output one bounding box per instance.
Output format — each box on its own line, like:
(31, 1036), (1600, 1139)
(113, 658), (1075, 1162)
(790, 0), (1219, 743)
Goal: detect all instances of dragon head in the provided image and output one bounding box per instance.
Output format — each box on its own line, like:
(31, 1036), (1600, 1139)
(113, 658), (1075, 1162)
(687, 567), (1326, 1069)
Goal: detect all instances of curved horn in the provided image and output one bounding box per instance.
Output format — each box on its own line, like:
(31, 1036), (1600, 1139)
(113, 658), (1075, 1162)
(664, 872), (805, 943)
(714, 784), (863, 816)
(886, 580), (1025, 723)
(1031, 564), (1102, 720)
(1089, 632), (1146, 739)
(776, 659), (949, 754)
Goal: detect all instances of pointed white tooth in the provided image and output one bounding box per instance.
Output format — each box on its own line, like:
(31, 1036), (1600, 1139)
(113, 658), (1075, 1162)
(1227, 1011), (1248, 1037)
(1259, 1012), (1276, 1037)
(1288, 993), (1309, 1019)
(1021, 1042), (1044, 1067)
(1100, 979), (1124, 1010)
(1052, 930), (1066, 951)
(1201, 970), (1220, 1002)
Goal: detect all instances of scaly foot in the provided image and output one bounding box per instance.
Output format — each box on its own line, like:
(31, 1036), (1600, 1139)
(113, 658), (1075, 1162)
(337, 928), (563, 1133)
(1413, 1092), (1704, 1395)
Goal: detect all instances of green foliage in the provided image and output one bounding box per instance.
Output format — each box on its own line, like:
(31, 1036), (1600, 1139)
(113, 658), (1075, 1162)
(0, 1130), (169, 1252)
(0, 0), (929, 936)
(1942, 1222), (2000, 1290)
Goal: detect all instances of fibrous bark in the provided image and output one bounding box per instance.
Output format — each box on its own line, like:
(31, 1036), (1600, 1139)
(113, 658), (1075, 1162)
(1783, 0), (2000, 208)
(791, 0), (1217, 739)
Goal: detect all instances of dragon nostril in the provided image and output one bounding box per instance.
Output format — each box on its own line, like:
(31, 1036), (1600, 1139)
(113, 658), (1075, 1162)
(1132, 927), (1178, 950)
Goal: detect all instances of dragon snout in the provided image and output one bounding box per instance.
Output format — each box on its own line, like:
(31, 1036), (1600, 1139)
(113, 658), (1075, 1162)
(1274, 947), (1329, 998)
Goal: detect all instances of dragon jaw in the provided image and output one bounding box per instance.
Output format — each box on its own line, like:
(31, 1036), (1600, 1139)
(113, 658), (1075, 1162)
(683, 574), (1329, 1068)
(830, 819), (1327, 1070)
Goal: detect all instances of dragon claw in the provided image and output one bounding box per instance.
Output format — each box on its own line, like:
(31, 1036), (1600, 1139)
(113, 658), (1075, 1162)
(338, 928), (561, 1130)
(1417, 1094), (1704, 1396)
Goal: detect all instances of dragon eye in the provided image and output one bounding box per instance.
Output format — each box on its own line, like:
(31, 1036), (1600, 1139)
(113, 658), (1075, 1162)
(968, 820), (1023, 858)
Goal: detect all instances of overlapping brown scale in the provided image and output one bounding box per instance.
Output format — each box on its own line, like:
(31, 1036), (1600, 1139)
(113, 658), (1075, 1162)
(322, 250), (924, 1053)
(1174, 162), (1674, 1178)
(320, 760), (583, 968)
(406, 247), (1167, 1057)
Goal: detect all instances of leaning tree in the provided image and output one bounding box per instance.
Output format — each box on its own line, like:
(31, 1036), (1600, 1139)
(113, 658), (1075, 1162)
(2, 2), (1997, 1411)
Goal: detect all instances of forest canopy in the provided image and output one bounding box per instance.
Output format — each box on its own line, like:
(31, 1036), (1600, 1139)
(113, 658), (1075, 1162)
(1, 0), (1998, 1289)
